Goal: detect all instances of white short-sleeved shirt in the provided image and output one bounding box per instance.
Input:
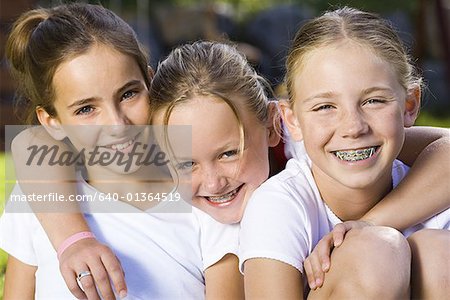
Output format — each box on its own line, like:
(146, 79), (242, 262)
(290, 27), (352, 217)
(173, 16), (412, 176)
(0, 179), (239, 300)
(239, 142), (450, 274)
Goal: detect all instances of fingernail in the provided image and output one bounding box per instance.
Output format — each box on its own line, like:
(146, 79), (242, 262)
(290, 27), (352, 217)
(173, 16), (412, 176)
(322, 263), (329, 271)
(316, 278), (322, 287)
(310, 281), (316, 290)
(119, 290), (127, 298)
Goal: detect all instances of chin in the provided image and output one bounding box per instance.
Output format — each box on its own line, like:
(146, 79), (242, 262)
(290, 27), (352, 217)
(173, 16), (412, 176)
(108, 164), (141, 175)
(208, 208), (243, 225)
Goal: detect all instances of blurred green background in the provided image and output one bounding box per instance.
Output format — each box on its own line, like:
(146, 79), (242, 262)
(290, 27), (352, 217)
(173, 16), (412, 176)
(0, 153), (8, 297)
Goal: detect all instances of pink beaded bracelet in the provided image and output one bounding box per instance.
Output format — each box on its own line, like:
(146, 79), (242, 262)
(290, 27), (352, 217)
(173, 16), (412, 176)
(57, 231), (96, 260)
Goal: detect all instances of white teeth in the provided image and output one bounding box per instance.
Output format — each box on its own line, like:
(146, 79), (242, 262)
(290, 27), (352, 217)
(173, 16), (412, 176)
(334, 147), (377, 161)
(111, 139), (134, 151)
(206, 186), (241, 204)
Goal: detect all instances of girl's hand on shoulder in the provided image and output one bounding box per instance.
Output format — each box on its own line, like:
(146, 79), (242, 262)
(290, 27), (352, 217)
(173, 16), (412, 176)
(304, 220), (373, 290)
(59, 238), (127, 300)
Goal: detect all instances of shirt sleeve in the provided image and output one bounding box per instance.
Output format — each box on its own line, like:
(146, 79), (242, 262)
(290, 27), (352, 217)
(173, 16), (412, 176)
(239, 176), (313, 274)
(193, 208), (240, 271)
(0, 210), (38, 266)
(0, 184), (40, 266)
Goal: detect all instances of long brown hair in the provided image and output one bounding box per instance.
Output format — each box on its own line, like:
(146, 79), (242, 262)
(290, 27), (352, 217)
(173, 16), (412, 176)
(6, 3), (150, 124)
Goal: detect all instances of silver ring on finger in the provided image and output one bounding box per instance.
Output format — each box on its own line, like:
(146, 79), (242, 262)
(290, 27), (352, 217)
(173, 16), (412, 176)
(76, 270), (92, 291)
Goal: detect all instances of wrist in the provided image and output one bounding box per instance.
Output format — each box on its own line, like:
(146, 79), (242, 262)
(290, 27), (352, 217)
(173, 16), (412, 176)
(57, 231), (96, 260)
(358, 217), (377, 227)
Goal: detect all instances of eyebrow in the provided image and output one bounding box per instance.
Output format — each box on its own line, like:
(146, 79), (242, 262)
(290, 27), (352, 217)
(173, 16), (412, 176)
(67, 97), (96, 110)
(173, 141), (241, 162)
(301, 91), (336, 104)
(215, 141), (241, 154)
(361, 86), (395, 95)
(115, 79), (144, 98)
(300, 86), (395, 104)
(66, 79), (144, 110)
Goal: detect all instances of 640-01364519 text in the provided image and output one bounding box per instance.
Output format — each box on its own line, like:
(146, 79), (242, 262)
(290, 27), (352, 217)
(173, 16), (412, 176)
(99, 192), (182, 202)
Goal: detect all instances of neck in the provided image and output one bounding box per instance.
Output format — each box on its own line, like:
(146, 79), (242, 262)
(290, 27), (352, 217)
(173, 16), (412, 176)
(312, 166), (393, 221)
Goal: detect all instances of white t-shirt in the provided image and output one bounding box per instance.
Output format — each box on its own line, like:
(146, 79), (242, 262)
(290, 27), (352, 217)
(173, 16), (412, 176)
(239, 142), (450, 274)
(0, 180), (239, 300)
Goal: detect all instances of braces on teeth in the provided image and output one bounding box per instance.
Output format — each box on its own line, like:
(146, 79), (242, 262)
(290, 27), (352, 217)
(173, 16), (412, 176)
(335, 147), (376, 161)
(207, 187), (239, 203)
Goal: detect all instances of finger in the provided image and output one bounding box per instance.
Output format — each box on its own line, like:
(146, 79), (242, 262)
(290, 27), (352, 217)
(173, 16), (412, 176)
(101, 252), (127, 298)
(303, 259), (317, 290)
(318, 238), (333, 272)
(88, 259), (116, 300)
(332, 223), (348, 247)
(309, 250), (325, 288)
(60, 264), (88, 299)
(77, 269), (101, 300)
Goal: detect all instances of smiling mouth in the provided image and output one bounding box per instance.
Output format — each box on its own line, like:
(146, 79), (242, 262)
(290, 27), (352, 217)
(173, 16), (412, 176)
(107, 132), (141, 151)
(204, 184), (243, 204)
(110, 139), (134, 151)
(333, 146), (379, 162)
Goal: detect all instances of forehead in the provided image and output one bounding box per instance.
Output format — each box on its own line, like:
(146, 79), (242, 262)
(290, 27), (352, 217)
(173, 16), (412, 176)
(155, 94), (265, 150)
(163, 96), (241, 136)
(52, 44), (143, 101)
(292, 41), (402, 99)
(157, 94), (262, 127)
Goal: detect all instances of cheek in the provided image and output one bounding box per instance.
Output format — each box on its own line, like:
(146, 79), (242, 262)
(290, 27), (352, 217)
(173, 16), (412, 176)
(372, 108), (405, 137)
(130, 100), (151, 124)
(191, 173), (201, 192)
(301, 120), (330, 148)
(67, 127), (102, 149)
(240, 148), (270, 186)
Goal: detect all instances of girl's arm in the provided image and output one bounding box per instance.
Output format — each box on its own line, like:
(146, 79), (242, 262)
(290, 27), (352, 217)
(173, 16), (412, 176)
(11, 127), (127, 300)
(363, 126), (450, 228)
(244, 258), (303, 299)
(11, 127), (88, 246)
(204, 254), (245, 300)
(3, 255), (36, 300)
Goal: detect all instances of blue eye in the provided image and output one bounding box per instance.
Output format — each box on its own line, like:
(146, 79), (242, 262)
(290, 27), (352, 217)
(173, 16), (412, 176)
(75, 105), (94, 115)
(221, 150), (239, 159)
(365, 98), (386, 105)
(175, 161), (194, 170)
(122, 90), (137, 101)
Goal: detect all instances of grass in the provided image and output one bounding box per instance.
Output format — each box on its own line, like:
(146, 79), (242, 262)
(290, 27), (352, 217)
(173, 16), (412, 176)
(0, 151), (14, 300)
(415, 111), (450, 128)
(0, 152), (8, 300)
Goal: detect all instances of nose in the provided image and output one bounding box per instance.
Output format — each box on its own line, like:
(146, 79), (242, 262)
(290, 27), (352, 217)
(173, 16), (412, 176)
(104, 105), (131, 136)
(339, 108), (369, 138)
(201, 164), (228, 194)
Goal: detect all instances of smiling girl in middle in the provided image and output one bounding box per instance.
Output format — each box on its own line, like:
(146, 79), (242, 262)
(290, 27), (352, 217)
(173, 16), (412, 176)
(149, 41), (280, 224)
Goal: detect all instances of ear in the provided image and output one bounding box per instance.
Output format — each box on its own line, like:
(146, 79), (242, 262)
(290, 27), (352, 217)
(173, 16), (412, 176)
(279, 100), (303, 141)
(404, 86), (421, 128)
(266, 101), (281, 147)
(36, 107), (67, 140)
